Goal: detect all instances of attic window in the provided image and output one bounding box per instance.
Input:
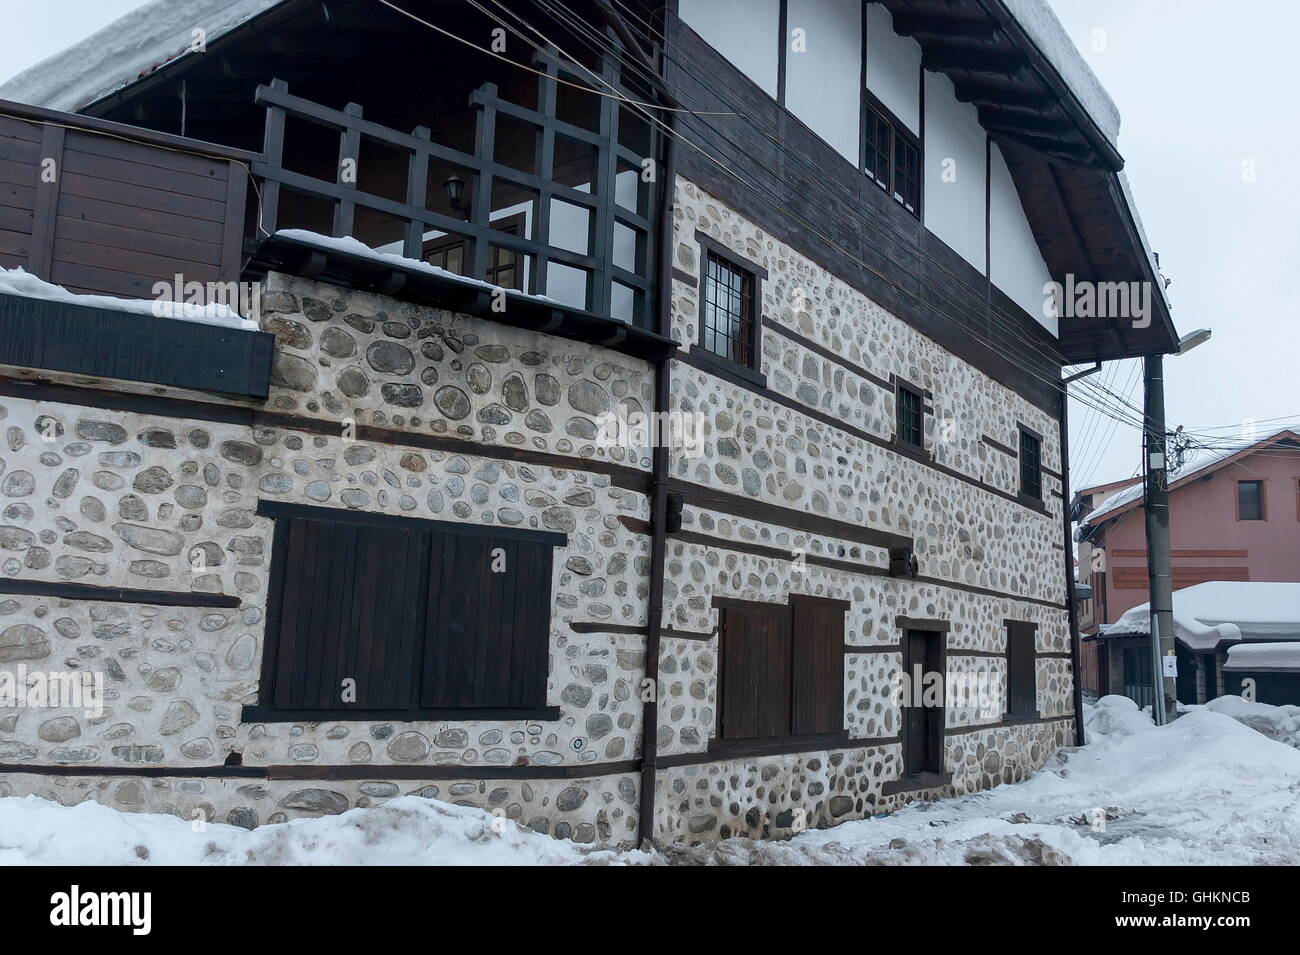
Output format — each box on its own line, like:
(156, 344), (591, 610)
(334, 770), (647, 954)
(863, 95), (920, 217)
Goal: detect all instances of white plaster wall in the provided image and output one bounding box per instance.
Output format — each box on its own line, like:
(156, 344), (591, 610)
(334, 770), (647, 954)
(678, 0), (782, 99)
(864, 3), (920, 134)
(922, 70), (987, 273)
(989, 142), (1058, 334)
(784, 0), (862, 164)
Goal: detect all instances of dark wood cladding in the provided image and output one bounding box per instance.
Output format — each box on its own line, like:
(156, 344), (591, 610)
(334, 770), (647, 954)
(0, 293), (274, 399)
(258, 500), (557, 719)
(665, 19), (1064, 416)
(0, 102), (248, 298)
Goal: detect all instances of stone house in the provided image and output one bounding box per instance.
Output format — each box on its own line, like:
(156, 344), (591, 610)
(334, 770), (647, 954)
(0, 0), (1178, 847)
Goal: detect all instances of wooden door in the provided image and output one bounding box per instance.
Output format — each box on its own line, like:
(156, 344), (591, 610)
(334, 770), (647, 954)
(903, 629), (943, 776)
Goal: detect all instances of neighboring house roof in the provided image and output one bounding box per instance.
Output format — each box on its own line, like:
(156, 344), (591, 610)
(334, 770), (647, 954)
(1224, 643), (1300, 672)
(1081, 429), (1300, 531)
(0, 0), (284, 111)
(1100, 581), (1300, 651)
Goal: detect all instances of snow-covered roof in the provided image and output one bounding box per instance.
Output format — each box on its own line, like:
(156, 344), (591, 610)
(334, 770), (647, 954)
(1000, 0), (1120, 147)
(1102, 581), (1300, 650)
(0, 0), (285, 112)
(1224, 642), (1300, 671)
(1, 0), (1120, 150)
(1083, 428), (1300, 528)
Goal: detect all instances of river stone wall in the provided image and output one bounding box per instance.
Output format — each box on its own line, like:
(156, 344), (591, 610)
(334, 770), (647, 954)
(649, 178), (1075, 843)
(0, 273), (656, 847)
(0, 174), (1078, 848)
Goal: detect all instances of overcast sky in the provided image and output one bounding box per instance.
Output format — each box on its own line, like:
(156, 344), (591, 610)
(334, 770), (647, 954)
(1, 1), (1295, 490)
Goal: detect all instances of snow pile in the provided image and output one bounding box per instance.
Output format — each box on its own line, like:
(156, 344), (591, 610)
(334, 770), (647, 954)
(0, 0), (284, 111)
(8, 698), (1300, 865)
(1083, 693), (1155, 742)
(1202, 695), (1300, 749)
(0, 267), (257, 330)
(0, 793), (651, 867)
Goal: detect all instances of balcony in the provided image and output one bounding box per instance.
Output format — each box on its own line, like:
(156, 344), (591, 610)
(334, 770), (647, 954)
(0, 100), (273, 398)
(243, 53), (675, 361)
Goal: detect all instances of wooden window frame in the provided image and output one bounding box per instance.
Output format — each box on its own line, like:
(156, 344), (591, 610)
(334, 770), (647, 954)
(694, 230), (767, 387)
(711, 595), (848, 756)
(1018, 424), (1043, 502)
(1003, 620), (1041, 720)
(421, 212), (526, 291)
(246, 500), (565, 723)
(894, 378), (926, 454)
(1236, 479), (1266, 521)
(861, 89), (921, 219)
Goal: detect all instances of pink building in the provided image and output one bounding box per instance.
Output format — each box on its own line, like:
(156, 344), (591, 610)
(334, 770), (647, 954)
(1072, 429), (1300, 702)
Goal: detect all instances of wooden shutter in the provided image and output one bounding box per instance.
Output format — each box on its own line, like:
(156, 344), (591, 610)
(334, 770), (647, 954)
(421, 532), (552, 709)
(265, 516), (429, 710)
(790, 597), (845, 735)
(1006, 622), (1038, 716)
(718, 602), (791, 740)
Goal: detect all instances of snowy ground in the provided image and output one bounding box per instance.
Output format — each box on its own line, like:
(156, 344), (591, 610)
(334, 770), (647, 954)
(3, 696), (1299, 865)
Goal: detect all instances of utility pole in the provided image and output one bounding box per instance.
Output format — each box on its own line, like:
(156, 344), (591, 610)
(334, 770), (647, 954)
(1142, 353), (1177, 723)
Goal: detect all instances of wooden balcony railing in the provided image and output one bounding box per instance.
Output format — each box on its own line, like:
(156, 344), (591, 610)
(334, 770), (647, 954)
(251, 45), (660, 329)
(0, 100), (254, 300)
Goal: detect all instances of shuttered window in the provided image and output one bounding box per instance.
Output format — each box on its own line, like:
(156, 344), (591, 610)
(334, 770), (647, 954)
(252, 501), (563, 720)
(1005, 621), (1039, 718)
(717, 596), (845, 743)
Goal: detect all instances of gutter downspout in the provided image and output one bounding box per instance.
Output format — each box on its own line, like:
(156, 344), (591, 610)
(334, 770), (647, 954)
(1060, 383), (1087, 746)
(636, 30), (679, 850)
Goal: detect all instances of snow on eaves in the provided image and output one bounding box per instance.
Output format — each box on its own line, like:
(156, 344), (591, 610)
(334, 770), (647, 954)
(0, 266), (257, 330)
(0, 0), (286, 112)
(273, 230), (562, 304)
(1, 0), (1123, 155)
(1100, 582), (1300, 651)
(1225, 642), (1300, 671)
(999, 0), (1121, 146)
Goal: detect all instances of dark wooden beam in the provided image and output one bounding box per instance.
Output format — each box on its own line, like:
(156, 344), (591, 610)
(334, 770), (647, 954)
(995, 131), (1099, 167)
(891, 14), (1001, 41)
(956, 85), (1057, 111)
(922, 48), (1027, 76)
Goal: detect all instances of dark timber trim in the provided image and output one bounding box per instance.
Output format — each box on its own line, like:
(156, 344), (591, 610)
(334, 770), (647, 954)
(622, 515), (1068, 610)
(762, 317), (894, 391)
(881, 771), (952, 796)
(0, 377), (653, 493)
(0, 294), (274, 400)
(981, 434), (1018, 458)
(241, 705), (562, 723)
(0, 578), (241, 608)
(944, 713), (1069, 735)
(674, 350), (1052, 517)
(254, 499), (568, 548)
(895, 615), (951, 632)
